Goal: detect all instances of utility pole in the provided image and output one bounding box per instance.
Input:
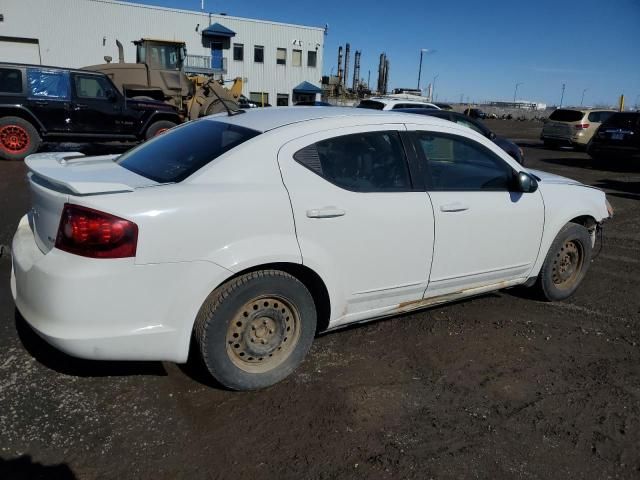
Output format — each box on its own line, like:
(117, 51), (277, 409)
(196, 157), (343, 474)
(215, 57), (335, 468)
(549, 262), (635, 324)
(513, 82), (523, 104)
(417, 48), (435, 91)
(432, 74), (439, 102)
(560, 83), (566, 108)
(367, 70), (371, 89)
(580, 88), (588, 106)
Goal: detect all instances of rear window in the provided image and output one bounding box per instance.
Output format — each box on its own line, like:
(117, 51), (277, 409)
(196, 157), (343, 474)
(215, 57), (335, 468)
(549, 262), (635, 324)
(117, 120), (261, 183)
(602, 112), (640, 129)
(0, 68), (23, 94)
(357, 100), (385, 110)
(27, 68), (70, 100)
(549, 109), (583, 122)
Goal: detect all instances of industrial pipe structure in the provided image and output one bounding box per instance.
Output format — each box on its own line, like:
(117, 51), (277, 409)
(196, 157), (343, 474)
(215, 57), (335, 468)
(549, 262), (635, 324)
(352, 50), (361, 91)
(337, 46), (343, 87)
(344, 43), (350, 90)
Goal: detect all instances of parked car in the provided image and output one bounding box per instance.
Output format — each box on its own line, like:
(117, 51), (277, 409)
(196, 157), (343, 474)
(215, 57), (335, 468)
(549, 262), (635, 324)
(394, 108), (525, 165)
(357, 96), (440, 111)
(294, 101), (332, 106)
(541, 108), (615, 150)
(0, 63), (182, 160)
(588, 112), (640, 162)
(12, 108), (612, 391)
(433, 103), (453, 111)
(463, 108), (486, 119)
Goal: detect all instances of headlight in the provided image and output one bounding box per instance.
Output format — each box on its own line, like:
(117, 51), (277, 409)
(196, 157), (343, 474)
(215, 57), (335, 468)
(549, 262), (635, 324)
(605, 198), (614, 218)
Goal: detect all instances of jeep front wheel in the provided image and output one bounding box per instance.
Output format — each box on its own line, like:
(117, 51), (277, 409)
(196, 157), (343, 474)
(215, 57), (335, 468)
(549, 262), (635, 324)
(145, 120), (177, 140)
(0, 117), (41, 161)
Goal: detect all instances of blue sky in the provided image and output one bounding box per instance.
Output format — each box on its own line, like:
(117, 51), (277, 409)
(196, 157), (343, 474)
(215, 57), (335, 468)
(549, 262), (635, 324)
(136, 0), (639, 106)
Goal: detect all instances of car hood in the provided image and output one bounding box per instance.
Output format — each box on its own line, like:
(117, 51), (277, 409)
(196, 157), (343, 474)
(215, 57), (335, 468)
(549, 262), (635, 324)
(528, 168), (583, 186)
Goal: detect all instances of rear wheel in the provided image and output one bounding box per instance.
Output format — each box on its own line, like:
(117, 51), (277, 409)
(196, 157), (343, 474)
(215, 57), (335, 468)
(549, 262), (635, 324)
(535, 222), (592, 301)
(194, 270), (317, 390)
(0, 117), (41, 160)
(543, 140), (557, 150)
(144, 120), (176, 140)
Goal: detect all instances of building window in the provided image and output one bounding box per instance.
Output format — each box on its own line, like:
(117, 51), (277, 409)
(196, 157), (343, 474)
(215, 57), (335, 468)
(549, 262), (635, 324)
(254, 45), (264, 63)
(249, 92), (269, 106)
(277, 94), (289, 106)
(292, 49), (302, 67)
(307, 51), (317, 68)
(233, 43), (244, 61)
(276, 48), (286, 66)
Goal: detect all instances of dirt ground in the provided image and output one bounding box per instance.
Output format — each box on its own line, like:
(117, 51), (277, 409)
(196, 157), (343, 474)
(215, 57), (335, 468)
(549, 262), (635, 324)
(1, 120), (639, 479)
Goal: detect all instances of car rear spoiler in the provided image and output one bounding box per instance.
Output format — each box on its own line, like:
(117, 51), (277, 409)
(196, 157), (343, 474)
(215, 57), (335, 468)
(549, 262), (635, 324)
(24, 152), (136, 195)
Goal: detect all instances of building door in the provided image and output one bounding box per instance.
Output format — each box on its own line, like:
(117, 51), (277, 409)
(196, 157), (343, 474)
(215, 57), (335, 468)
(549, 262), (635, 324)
(0, 38), (41, 64)
(211, 41), (223, 70)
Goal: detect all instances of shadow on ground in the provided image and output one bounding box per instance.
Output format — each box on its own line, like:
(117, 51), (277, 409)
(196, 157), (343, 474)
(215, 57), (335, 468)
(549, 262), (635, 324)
(593, 179), (640, 200)
(0, 455), (76, 480)
(14, 309), (167, 378)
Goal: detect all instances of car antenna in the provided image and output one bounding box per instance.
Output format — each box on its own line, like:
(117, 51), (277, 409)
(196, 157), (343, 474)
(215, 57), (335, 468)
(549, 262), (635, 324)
(207, 82), (245, 116)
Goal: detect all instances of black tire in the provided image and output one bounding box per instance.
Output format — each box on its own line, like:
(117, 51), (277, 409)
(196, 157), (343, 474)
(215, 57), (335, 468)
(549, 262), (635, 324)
(535, 222), (592, 301)
(194, 270), (317, 391)
(144, 120), (176, 140)
(0, 116), (41, 161)
(543, 140), (556, 150)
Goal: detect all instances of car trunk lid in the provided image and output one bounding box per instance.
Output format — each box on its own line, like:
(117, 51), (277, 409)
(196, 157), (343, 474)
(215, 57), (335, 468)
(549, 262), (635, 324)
(25, 152), (159, 253)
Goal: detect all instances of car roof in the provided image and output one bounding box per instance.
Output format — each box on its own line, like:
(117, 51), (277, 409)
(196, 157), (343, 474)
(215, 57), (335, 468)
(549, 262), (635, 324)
(0, 61), (105, 76)
(203, 106), (454, 132)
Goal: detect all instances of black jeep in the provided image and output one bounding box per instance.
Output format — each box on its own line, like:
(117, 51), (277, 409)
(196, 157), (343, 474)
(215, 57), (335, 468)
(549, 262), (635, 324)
(0, 63), (182, 160)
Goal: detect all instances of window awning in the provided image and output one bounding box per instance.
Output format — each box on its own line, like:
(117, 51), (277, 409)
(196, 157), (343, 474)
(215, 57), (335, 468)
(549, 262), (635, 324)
(293, 81), (321, 94)
(201, 23), (236, 38)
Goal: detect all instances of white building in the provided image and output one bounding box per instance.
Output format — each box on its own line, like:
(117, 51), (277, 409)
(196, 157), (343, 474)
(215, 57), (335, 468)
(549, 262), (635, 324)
(0, 0), (325, 105)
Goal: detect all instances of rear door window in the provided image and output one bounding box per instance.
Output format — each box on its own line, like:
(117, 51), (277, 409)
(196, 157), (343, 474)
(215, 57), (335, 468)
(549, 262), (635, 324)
(549, 109), (583, 122)
(26, 68), (70, 100)
(117, 120), (261, 183)
(0, 68), (23, 94)
(294, 131), (411, 191)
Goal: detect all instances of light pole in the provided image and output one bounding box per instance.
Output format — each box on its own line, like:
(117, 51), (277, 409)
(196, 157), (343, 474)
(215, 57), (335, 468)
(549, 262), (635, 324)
(417, 48), (435, 91)
(431, 74), (439, 101)
(513, 82), (523, 104)
(560, 83), (566, 108)
(580, 88), (588, 106)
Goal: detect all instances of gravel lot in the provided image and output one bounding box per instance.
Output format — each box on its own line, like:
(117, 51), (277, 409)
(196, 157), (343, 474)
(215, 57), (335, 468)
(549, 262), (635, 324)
(1, 120), (639, 479)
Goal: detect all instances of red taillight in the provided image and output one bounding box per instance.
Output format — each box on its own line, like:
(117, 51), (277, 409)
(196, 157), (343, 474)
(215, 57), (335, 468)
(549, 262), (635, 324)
(575, 123), (590, 130)
(55, 203), (138, 258)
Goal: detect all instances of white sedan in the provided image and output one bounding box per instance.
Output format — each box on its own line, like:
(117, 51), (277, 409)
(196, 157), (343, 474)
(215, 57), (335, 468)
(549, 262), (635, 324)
(11, 108), (612, 390)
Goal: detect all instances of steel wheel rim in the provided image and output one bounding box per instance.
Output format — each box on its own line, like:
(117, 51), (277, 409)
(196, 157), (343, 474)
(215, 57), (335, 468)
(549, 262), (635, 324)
(552, 240), (584, 289)
(0, 125), (30, 154)
(226, 295), (301, 373)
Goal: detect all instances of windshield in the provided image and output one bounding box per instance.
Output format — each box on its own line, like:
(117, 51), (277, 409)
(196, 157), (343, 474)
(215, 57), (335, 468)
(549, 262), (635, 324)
(549, 109), (583, 122)
(117, 120), (261, 183)
(357, 100), (385, 110)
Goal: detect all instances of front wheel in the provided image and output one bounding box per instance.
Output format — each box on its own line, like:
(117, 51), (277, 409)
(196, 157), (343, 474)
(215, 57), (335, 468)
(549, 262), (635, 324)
(535, 222), (593, 301)
(145, 120), (177, 140)
(194, 270), (317, 390)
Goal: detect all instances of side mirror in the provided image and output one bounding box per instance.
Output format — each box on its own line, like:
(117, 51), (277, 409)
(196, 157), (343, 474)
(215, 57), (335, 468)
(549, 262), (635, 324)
(515, 171), (538, 193)
(105, 89), (118, 102)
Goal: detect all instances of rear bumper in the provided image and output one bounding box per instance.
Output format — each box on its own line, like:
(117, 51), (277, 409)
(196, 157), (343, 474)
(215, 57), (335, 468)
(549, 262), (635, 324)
(540, 132), (589, 146)
(588, 143), (640, 159)
(11, 214), (231, 363)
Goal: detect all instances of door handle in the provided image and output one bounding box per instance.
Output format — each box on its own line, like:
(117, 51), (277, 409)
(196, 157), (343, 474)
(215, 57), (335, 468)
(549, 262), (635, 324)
(73, 103), (88, 110)
(306, 207), (346, 218)
(33, 100), (48, 106)
(440, 202), (470, 212)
